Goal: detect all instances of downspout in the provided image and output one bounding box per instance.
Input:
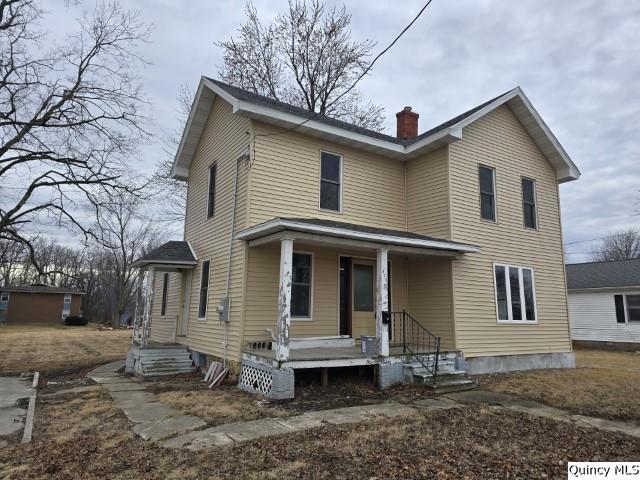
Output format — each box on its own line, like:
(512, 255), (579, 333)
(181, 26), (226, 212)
(222, 147), (250, 367)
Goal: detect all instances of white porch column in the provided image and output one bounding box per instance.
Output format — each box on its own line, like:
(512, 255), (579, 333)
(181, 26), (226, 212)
(275, 238), (294, 362)
(141, 266), (155, 349)
(376, 248), (389, 356)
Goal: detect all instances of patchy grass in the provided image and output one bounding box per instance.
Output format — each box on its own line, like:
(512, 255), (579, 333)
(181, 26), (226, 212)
(1, 387), (639, 479)
(480, 349), (640, 423)
(0, 324), (131, 374)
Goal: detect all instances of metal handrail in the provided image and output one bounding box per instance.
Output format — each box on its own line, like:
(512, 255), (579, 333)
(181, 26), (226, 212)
(389, 309), (441, 383)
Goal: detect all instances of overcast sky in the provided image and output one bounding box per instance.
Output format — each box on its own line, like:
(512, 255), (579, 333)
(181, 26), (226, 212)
(46, 0), (639, 262)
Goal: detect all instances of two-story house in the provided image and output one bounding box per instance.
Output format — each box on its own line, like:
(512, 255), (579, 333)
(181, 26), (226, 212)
(127, 77), (580, 399)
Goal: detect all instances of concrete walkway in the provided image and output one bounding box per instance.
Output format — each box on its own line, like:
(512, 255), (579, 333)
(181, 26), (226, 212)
(86, 362), (640, 451)
(0, 376), (34, 444)
(444, 390), (640, 439)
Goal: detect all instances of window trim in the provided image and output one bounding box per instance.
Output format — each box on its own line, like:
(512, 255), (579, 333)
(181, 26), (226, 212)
(493, 263), (538, 324)
(291, 251), (314, 321)
(198, 259), (211, 320)
(63, 293), (72, 305)
(206, 163), (217, 220)
(160, 272), (169, 317)
(318, 150), (343, 214)
(478, 164), (497, 223)
(623, 294), (640, 323)
(521, 176), (538, 230)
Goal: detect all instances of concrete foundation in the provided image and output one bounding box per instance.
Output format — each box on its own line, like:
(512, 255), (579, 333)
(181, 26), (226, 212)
(573, 340), (640, 352)
(377, 362), (404, 389)
(465, 352), (575, 375)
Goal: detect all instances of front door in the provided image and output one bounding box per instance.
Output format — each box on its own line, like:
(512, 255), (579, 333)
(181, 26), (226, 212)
(351, 259), (376, 339)
(178, 271), (192, 337)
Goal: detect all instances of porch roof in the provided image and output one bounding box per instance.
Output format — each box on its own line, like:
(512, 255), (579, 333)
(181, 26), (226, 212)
(130, 241), (197, 269)
(235, 218), (479, 256)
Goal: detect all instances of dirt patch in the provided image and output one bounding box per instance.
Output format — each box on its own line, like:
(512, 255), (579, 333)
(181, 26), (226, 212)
(0, 324), (131, 374)
(479, 349), (640, 424)
(1, 386), (640, 479)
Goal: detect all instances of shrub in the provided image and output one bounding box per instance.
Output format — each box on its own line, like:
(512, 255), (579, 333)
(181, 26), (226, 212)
(64, 315), (88, 326)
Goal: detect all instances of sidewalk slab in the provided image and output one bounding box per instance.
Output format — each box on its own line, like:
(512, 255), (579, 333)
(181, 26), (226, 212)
(217, 418), (290, 442)
(119, 402), (178, 424)
(103, 382), (146, 392)
(133, 414), (206, 441)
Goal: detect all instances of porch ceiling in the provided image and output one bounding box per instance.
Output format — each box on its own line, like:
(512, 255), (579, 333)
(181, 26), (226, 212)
(235, 218), (479, 257)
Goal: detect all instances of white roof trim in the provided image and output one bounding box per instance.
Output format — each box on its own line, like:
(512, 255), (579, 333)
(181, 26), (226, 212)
(234, 218), (480, 253)
(171, 78), (580, 183)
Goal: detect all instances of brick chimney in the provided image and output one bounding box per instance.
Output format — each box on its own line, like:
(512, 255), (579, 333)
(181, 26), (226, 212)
(396, 106), (419, 140)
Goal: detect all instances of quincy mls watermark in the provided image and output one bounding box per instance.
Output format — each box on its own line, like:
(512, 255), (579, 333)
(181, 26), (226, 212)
(568, 463), (640, 479)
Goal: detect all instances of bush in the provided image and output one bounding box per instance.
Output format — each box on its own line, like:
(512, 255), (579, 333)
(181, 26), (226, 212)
(64, 315), (88, 326)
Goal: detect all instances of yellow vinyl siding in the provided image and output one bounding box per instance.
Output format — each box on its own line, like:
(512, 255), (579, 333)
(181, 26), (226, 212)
(249, 122), (406, 230)
(407, 258), (455, 350)
(148, 271), (181, 343)
(181, 98), (250, 361)
(242, 244), (409, 345)
(448, 105), (571, 357)
(406, 148), (451, 239)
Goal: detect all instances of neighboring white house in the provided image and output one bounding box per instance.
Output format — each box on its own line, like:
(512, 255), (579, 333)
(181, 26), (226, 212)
(566, 258), (640, 349)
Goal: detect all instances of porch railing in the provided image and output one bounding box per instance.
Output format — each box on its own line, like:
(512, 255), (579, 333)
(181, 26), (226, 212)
(389, 310), (441, 382)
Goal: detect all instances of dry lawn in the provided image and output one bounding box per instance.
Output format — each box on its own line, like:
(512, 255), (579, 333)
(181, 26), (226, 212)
(158, 389), (291, 425)
(480, 349), (640, 423)
(0, 323), (131, 373)
(1, 387), (639, 479)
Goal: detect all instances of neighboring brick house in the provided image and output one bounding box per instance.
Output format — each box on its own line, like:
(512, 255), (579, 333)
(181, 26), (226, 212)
(0, 285), (83, 324)
(129, 77), (580, 398)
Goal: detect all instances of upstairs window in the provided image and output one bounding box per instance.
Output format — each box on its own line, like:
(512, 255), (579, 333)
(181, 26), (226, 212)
(320, 152), (342, 211)
(494, 264), (537, 322)
(522, 178), (537, 229)
(291, 253), (312, 318)
(479, 165), (496, 221)
(198, 260), (210, 319)
(207, 164), (217, 219)
(160, 273), (169, 316)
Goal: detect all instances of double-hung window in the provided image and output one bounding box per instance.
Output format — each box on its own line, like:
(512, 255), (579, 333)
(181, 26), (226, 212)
(320, 152), (342, 212)
(494, 264), (537, 322)
(614, 294), (640, 323)
(198, 260), (210, 319)
(479, 165), (496, 221)
(160, 273), (169, 316)
(522, 178), (537, 229)
(207, 164), (217, 219)
(291, 253), (312, 318)
(62, 293), (72, 319)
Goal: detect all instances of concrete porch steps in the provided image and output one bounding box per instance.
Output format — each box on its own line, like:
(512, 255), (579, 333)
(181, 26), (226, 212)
(127, 346), (195, 378)
(404, 356), (477, 394)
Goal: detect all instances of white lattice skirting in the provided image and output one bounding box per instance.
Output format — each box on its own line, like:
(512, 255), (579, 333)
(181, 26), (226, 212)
(237, 360), (295, 399)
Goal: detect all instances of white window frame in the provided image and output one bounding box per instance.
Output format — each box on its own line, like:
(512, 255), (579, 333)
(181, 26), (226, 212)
(318, 150), (343, 213)
(479, 164), (497, 223)
(291, 251), (314, 321)
(521, 177), (538, 230)
(63, 293), (72, 305)
(623, 294), (640, 323)
(493, 263), (538, 324)
(198, 259), (211, 320)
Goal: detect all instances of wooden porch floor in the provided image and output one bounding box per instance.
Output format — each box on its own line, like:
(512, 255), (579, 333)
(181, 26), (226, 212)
(243, 345), (408, 362)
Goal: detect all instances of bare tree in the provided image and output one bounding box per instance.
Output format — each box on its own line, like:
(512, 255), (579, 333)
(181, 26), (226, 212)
(93, 191), (160, 326)
(0, 1), (151, 271)
(590, 229), (640, 262)
(151, 84), (193, 224)
(217, 0), (385, 131)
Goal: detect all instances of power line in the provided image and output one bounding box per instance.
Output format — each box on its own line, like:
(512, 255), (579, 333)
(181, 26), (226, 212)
(248, 0), (436, 156)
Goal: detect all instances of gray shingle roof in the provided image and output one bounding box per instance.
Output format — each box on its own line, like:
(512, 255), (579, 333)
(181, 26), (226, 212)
(134, 241), (196, 265)
(566, 258), (640, 290)
(206, 78), (512, 146)
(0, 285), (84, 295)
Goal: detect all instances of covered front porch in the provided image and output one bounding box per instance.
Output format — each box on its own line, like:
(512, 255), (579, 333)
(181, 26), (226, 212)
(235, 217), (479, 398)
